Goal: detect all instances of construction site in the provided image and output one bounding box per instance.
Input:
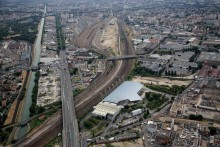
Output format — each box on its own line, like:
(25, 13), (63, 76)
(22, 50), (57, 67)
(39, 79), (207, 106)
(13, 9), (135, 146)
(99, 18), (119, 54)
(37, 66), (61, 106)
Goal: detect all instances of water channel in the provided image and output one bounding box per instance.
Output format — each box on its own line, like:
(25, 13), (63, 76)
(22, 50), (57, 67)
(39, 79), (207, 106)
(17, 6), (46, 139)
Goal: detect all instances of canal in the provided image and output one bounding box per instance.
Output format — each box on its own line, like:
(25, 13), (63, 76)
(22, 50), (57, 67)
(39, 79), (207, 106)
(17, 6), (46, 139)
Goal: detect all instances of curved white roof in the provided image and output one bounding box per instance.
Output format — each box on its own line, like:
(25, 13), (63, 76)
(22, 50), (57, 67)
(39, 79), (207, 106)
(103, 81), (143, 104)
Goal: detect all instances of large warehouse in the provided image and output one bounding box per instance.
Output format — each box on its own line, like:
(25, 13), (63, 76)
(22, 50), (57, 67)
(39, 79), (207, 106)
(103, 81), (144, 104)
(92, 102), (122, 120)
(92, 81), (144, 119)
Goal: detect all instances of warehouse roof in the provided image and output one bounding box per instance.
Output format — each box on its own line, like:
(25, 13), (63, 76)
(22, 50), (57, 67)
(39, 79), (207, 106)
(92, 102), (121, 117)
(103, 81), (143, 104)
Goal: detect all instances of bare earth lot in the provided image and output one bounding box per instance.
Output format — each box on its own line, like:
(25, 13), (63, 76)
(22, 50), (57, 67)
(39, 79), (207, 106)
(100, 18), (119, 52)
(132, 76), (192, 87)
(92, 138), (143, 147)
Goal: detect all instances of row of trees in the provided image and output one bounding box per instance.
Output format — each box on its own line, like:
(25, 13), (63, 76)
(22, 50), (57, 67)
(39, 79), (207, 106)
(189, 114), (203, 121)
(56, 15), (65, 51)
(165, 70), (177, 76)
(133, 67), (164, 77)
(146, 84), (186, 95)
(29, 71), (45, 117)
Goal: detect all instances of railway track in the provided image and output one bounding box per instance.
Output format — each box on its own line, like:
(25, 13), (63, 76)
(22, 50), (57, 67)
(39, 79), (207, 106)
(74, 21), (134, 118)
(13, 20), (134, 147)
(75, 22), (103, 48)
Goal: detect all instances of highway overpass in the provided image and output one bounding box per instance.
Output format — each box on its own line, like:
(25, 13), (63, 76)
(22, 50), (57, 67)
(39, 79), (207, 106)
(106, 55), (137, 61)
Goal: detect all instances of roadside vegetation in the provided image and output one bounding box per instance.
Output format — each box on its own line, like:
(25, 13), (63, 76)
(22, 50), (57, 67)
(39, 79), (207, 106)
(127, 63), (163, 80)
(70, 68), (78, 75)
(165, 70), (177, 76)
(0, 129), (10, 145)
(83, 116), (107, 137)
(56, 15), (65, 51)
(45, 133), (62, 147)
(188, 114), (203, 121)
(145, 84), (186, 95)
(73, 88), (84, 97)
(29, 71), (45, 117)
(143, 110), (150, 119)
(133, 67), (164, 77)
(29, 107), (60, 130)
(121, 104), (144, 113)
(121, 92), (168, 113)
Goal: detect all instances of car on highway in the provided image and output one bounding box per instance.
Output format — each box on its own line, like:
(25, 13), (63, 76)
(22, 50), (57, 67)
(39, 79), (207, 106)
(86, 139), (93, 142)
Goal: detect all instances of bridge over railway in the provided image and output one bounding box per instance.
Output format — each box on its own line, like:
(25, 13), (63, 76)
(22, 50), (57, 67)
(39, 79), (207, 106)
(15, 66), (39, 71)
(17, 64), (54, 71)
(2, 108), (61, 130)
(106, 55), (137, 61)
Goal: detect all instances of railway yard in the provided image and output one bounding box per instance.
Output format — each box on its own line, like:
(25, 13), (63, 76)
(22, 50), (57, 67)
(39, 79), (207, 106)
(75, 21), (134, 118)
(13, 14), (135, 146)
(3, 1), (220, 147)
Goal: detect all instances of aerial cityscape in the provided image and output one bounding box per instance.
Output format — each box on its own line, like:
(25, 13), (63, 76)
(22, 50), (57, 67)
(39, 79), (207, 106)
(1, 0), (220, 146)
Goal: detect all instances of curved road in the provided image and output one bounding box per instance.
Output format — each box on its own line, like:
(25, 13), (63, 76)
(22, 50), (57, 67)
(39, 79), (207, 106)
(13, 20), (134, 147)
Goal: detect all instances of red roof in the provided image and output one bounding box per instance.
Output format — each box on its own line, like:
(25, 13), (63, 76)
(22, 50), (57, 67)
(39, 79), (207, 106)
(210, 69), (220, 77)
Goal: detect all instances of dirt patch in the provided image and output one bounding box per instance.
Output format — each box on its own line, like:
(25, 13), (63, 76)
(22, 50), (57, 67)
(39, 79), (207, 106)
(111, 138), (143, 147)
(125, 26), (134, 40)
(92, 138), (143, 147)
(132, 76), (192, 86)
(4, 99), (17, 125)
(100, 18), (119, 52)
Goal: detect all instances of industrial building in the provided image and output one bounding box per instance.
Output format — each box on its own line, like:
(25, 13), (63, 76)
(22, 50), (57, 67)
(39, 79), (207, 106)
(103, 81), (144, 104)
(197, 52), (220, 64)
(92, 101), (122, 120)
(131, 109), (142, 116)
(92, 81), (144, 119)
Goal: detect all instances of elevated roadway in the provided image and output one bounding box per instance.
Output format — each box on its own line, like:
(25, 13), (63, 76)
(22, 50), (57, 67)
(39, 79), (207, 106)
(106, 55), (137, 61)
(59, 50), (79, 147)
(74, 20), (135, 117)
(13, 20), (134, 147)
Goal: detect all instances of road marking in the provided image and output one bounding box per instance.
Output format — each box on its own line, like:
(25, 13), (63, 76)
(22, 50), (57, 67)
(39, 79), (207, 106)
(67, 101), (69, 110)
(63, 90), (65, 98)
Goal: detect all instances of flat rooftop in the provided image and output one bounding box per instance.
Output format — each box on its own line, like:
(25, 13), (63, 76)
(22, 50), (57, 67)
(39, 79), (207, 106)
(103, 81), (143, 104)
(92, 101), (121, 117)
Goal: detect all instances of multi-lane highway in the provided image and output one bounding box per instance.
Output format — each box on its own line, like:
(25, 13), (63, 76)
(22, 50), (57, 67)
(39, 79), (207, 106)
(13, 20), (134, 147)
(59, 50), (79, 147)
